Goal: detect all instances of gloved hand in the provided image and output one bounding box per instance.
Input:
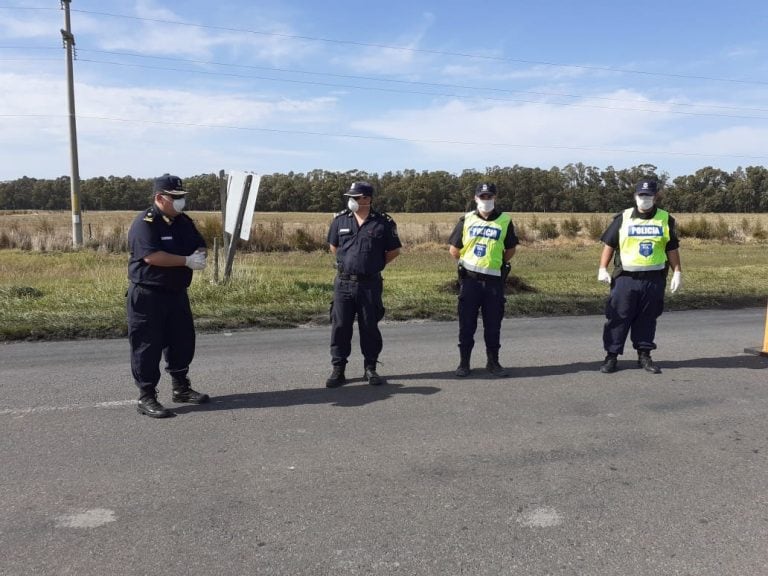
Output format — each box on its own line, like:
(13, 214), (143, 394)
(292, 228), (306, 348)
(185, 251), (207, 270)
(597, 267), (612, 284)
(670, 270), (682, 293)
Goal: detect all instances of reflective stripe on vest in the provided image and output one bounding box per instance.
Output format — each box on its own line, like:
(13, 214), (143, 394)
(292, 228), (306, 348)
(618, 208), (670, 271)
(459, 211), (511, 276)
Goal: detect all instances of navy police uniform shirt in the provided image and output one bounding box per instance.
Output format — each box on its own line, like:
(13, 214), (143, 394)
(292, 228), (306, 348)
(327, 208), (401, 275)
(448, 209), (520, 254)
(128, 206), (206, 290)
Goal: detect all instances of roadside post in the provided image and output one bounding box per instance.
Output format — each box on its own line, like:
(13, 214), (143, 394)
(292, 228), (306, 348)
(222, 170), (261, 283)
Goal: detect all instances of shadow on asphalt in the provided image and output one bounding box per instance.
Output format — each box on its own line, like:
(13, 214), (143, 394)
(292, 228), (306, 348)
(512, 355), (766, 377)
(172, 382), (441, 413)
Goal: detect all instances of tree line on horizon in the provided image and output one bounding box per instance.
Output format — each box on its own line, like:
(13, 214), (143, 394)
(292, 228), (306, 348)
(1, 163), (767, 214)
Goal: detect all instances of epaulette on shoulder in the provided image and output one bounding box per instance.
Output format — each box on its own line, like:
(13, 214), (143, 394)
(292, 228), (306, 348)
(142, 208), (155, 223)
(377, 211), (394, 222)
(334, 209), (351, 218)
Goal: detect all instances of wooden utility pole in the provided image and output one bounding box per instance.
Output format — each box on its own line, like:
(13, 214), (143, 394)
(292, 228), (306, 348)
(61, 0), (83, 248)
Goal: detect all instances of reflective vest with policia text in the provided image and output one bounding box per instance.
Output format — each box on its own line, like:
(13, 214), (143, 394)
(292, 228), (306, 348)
(459, 211), (511, 277)
(618, 207), (671, 271)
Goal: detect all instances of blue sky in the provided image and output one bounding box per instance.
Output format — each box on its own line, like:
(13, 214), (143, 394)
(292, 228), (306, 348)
(1, 0), (767, 181)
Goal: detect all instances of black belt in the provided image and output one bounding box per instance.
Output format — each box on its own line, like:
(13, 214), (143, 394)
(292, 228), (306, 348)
(132, 282), (185, 293)
(463, 270), (501, 281)
(338, 273), (380, 282)
(621, 270), (664, 279)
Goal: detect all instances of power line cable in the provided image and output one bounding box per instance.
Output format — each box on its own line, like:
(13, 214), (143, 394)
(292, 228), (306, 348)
(73, 48), (768, 115)
(19, 6), (764, 87)
(3, 113), (766, 162)
(74, 57), (768, 122)
(4, 44), (764, 115)
(1, 5), (766, 87)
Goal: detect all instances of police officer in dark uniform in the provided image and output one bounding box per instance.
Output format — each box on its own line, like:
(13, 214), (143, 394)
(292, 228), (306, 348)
(448, 183), (519, 378)
(325, 181), (402, 388)
(597, 179), (683, 374)
(127, 173), (210, 418)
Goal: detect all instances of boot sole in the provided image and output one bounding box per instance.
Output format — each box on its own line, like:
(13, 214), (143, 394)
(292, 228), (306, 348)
(136, 405), (173, 418)
(325, 380), (346, 388)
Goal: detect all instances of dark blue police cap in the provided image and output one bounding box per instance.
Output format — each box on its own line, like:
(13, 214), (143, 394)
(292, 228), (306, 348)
(475, 183), (497, 196)
(153, 173), (186, 195)
(635, 180), (658, 195)
(344, 181), (374, 197)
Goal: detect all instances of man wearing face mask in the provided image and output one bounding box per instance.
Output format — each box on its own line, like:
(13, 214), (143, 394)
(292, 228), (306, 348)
(127, 173), (210, 418)
(448, 183), (519, 377)
(325, 181), (402, 388)
(597, 179), (682, 374)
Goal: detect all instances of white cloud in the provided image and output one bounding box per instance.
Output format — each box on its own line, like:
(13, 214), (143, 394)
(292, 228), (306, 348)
(0, 13), (58, 39)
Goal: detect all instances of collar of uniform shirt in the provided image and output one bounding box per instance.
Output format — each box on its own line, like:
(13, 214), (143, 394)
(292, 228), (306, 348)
(474, 208), (501, 220)
(632, 206), (658, 219)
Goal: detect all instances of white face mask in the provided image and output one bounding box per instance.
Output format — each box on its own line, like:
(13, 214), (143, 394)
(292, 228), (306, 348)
(476, 198), (495, 213)
(635, 195), (654, 211)
(347, 197), (359, 213)
(172, 198), (186, 212)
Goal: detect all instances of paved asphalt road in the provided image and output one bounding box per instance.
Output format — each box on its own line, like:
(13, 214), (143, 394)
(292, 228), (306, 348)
(1, 309), (768, 576)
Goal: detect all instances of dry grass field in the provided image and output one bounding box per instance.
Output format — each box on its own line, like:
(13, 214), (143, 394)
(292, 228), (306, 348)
(2, 210), (768, 252)
(2, 209), (767, 340)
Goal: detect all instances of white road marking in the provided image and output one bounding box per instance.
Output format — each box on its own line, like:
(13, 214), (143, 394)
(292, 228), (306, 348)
(517, 507), (563, 528)
(0, 400), (137, 417)
(56, 508), (117, 528)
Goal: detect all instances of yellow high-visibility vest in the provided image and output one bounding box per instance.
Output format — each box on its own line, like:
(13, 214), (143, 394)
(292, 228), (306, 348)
(459, 211), (511, 276)
(618, 208), (670, 271)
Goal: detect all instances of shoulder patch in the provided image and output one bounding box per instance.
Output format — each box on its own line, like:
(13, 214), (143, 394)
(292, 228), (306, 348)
(142, 208), (155, 223)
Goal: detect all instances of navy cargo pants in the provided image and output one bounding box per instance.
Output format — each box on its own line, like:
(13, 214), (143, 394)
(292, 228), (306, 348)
(330, 276), (384, 367)
(458, 276), (505, 354)
(603, 273), (665, 355)
(127, 283), (195, 394)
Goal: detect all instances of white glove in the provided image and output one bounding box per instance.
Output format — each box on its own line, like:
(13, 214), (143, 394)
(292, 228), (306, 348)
(597, 267), (612, 284)
(185, 251), (207, 270)
(670, 270), (682, 293)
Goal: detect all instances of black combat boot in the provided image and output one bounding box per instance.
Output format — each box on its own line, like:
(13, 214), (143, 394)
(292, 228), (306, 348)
(455, 348), (472, 378)
(171, 376), (210, 404)
(486, 350), (509, 377)
(637, 350), (661, 374)
(364, 361), (384, 386)
(325, 365), (346, 388)
(137, 389), (172, 418)
(600, 353), (618, 374)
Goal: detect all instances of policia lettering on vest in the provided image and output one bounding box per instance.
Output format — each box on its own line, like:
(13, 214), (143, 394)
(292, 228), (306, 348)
(596, 179), (683, 375)
(448, 183), (519, 378)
